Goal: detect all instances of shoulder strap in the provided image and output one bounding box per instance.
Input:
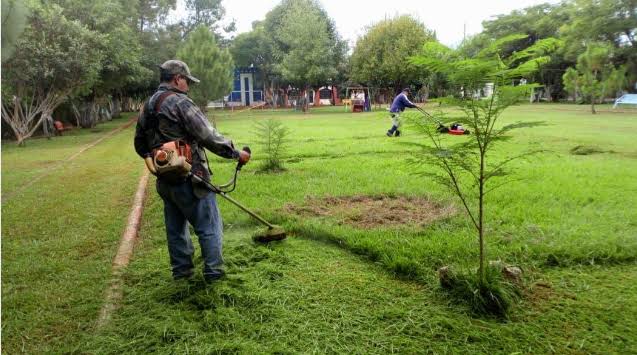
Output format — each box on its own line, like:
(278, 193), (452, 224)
(154, 91), (177, 113)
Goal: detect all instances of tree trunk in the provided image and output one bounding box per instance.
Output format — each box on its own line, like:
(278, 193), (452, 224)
(111, 96), (122, 118)
(478, 153), (485, 283)
(41, 110), (54, 139)
(269, 80), (278, 109)
(74, 100), (99, 128)
(2, 90), (61, 145)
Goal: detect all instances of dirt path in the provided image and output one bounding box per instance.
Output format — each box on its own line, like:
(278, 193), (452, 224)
(97, 169), (150, 328)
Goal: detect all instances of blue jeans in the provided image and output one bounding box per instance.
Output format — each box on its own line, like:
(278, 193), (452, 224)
(156, 179), (224, 280)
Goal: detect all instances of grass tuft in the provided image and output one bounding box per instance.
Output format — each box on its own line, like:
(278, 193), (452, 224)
(440, 265), (521, 318)
(570, 145), (605, 155)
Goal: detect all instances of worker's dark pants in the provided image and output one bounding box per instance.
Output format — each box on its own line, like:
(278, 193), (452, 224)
(157, 179), (224, 280)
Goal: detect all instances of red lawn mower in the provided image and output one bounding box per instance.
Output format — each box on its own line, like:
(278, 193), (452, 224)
(416, 107), (470, 135)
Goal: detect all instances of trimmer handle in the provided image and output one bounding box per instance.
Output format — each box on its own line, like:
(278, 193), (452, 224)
(237, 146), (251, 170)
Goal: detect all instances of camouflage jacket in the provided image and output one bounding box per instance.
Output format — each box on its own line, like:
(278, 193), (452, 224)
(134, 83), (239, 187)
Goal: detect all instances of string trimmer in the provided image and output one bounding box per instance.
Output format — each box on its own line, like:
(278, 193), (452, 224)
(190, 146), (286, 243)
(415, 106), (470, 135)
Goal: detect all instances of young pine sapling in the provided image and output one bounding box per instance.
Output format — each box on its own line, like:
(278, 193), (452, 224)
(407, 35), (559, 315)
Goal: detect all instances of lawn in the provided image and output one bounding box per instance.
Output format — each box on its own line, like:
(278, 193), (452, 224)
(2, 104), (636, 353)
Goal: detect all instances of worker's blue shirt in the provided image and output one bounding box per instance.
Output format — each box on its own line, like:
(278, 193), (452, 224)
(390, 93), (417, 113)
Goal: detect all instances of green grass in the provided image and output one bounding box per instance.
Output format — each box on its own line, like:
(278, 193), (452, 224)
(2, 105), (636, 353)
(1, 114), (142, 353)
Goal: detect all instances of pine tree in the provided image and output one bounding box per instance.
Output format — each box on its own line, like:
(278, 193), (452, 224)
(176, 25), (233, 111)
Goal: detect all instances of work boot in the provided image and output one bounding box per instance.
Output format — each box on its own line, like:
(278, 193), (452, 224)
(395, 130), (401, 137)
(204, 271), (226, 284)
(386, 130), (393, 137)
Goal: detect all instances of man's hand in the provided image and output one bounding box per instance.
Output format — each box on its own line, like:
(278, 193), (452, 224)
(238, 146), (251, 168)
(239, 150), (251, 164)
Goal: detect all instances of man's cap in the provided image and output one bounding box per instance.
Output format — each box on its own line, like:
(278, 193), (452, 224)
(159, 60), (200, 83)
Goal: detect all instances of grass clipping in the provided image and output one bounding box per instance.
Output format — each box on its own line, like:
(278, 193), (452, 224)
(284, 194), (455, 229)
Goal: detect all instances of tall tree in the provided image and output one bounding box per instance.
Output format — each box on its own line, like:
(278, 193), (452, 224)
(472, 3), (573, 100)
(52, 0), (151, 123)
(176, 25), (234, 111)
(263, 0), (348, 109)
(559, 0), (637, 86)
(135, 0), (176, 32)
(179, 0), (234, 40)
(1, 3), (103, 144)
(562, 43), (628, 113)
(351, 15), (433, 91)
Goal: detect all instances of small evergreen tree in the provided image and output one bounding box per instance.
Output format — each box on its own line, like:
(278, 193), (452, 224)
(409, 35), (560, 314)
(176, 25), (233, 112)
(253, 119), (290, 173)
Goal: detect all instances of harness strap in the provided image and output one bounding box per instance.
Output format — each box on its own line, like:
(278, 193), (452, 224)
(154, 91), (176, 113)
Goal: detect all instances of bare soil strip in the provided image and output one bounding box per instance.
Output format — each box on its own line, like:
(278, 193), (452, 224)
(97, 169), (149, 328)
(284, 194), (456, 229)
(2, 117), (137, 202)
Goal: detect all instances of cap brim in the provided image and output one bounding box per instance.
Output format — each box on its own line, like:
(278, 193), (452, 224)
(186, 75), (200, 83)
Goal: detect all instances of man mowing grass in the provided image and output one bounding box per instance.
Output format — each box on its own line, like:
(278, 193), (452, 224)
(134, 60), (250, 283)
(387, 87), (419, 137)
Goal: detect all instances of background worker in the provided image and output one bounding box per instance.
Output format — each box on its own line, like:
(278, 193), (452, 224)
(134, 60), (250, 282)
(387, 87), (418, 137)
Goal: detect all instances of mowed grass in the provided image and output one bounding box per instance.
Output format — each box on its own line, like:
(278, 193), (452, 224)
(2, 105), (636, 353)
(1, 114), (143, 353)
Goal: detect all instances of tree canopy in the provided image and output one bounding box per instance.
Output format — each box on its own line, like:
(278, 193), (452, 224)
(350, 15), (434, 90)
(176, 25), (234, 110)
(1, 2), (104, 143)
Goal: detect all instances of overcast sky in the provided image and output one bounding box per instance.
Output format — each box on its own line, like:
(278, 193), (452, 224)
(175, 0), (562, 48)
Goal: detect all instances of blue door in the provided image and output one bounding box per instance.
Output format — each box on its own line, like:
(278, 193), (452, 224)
(244, 77), (250, 106)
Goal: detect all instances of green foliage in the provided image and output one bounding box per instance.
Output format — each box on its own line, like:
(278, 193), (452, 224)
(1, 0), (29, 62)
(464, 0), (637, 100)
(135, 0), (176, 32)
(253, 119), (290, 172)
(1, 2), (105, 144)
(176, 25), (234, 110)
(562, 42), (628, 113)
(262, 0), (347, 89)
(560, 0), (637, 61)
(2, 3), (104, 98)
(562, 67), (581, 101)
(180, 0), (229, 38)
(351, 15), (434, 89)
(51, 0), (151, 99)
(409, 36), (557, 286)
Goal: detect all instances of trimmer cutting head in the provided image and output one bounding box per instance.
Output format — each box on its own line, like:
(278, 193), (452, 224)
(252, 225), (287, 243)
